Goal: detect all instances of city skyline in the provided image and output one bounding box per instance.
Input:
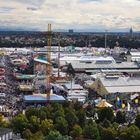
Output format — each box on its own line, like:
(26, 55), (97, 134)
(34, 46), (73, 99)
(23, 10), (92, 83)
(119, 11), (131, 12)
(0, 0), (140, 31)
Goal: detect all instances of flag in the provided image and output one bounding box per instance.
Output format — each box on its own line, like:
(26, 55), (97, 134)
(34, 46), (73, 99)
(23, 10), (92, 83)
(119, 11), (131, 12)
(127, 102), (131, 112)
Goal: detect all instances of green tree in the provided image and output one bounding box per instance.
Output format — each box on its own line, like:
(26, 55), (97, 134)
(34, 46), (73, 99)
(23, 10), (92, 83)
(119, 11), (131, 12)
(55, 117), (68, 135)
(44, 131), (71, 140)
(52, 103), (65, 119)
(29, 116), (40, 133)
(70, 124), (82, 138)
(65, 110), (79, 129)
(119, 125), (140, 140)
(25, 108), (38, 120)
(41, 106), (52, 119)
(112, 122), (119, 131)
(38, 110), (47, 120)
(83, 121), (100, 140)
(22, 129), (32, 140)
(76, 109), (86, 127)
(32, 131), (44, 140)
(101, 127), (117, 140)
(62, 101), (71, 108)
(53, 110), (65, 118)
(0, 114), (4, 126)
(10, 113), (28, 134)
(0, 114), (8, 127)
(74, 101), (82, 110)
(52, 103), (64, 112)
(40, 119), (54, 135)
(102, 119), (112, 128)
(115, 111), (126, 124)
(135, 114), (140, 129)
(98, 107), (114, 122)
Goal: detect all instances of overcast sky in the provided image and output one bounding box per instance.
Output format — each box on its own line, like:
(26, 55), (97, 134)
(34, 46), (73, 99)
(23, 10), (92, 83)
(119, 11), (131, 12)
(0, 0), (140, 31)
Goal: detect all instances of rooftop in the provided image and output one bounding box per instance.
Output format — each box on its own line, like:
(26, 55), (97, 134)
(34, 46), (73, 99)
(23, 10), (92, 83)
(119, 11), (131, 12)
(72, 61), (139, 69)
(16, 74), (35, 79)
(34, 57), (50, 65)
(24, 94), (65, 103)
(100, 77), (140, 87)
(99, 76), (140, 94)
(60, 56), (115, 62)
(63, 83), (83, 90)
(130, 52), (140, 56)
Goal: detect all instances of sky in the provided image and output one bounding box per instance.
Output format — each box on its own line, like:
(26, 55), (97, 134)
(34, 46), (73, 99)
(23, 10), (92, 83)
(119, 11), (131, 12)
(0, 0), (140, 32)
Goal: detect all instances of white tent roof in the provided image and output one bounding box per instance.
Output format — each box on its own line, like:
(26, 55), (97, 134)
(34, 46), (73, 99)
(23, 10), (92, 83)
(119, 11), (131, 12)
(72, 61), (138, 69)
(96, 99), (113, 108)
(100, 77), (140, 87)
(100, 77), (140, 94)
(106, 86), (140, 93)
(34, 58), (50, 65)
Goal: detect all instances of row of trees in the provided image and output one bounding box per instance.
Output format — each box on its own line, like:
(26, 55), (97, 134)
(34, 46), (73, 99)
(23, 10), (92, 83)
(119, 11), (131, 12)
(1, 35), (140, 48)
(74, 36), (140, 48)
(1, 102), (139, 140)
(0, 42), (46, 48)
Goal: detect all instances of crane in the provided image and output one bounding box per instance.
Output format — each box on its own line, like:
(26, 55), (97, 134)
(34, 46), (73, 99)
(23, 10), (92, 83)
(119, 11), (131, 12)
(50, 33), (70, 82)
(46, 23), (52, 104)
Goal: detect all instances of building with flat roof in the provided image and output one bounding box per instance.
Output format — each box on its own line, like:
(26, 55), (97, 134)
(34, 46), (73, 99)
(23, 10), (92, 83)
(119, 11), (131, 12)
(71, 60), (140, 74)
(60, 55), (115, 67)
(68, 29), (74, 34)
(130, 52), (140, 62)
(24, 93), (65, 104)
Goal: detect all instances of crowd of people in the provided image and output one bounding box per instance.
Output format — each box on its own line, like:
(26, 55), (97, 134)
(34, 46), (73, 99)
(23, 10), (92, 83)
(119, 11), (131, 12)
(0, 55), (22, 117)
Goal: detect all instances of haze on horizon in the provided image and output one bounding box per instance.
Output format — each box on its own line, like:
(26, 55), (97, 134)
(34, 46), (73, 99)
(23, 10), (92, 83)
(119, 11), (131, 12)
(0, 0), (140, 32)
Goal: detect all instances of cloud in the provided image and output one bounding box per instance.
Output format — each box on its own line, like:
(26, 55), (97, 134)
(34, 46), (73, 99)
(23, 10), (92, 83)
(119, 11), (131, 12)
(12, 0), (46, 7)
(0, 7), (15, 13)
(0, 0), (140, 31)
(79, 0), (102, 3)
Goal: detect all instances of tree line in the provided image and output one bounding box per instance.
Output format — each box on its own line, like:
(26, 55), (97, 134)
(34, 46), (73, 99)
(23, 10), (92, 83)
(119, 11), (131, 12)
(1, 35), (140, 48)
(1, 102), (140, 140)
